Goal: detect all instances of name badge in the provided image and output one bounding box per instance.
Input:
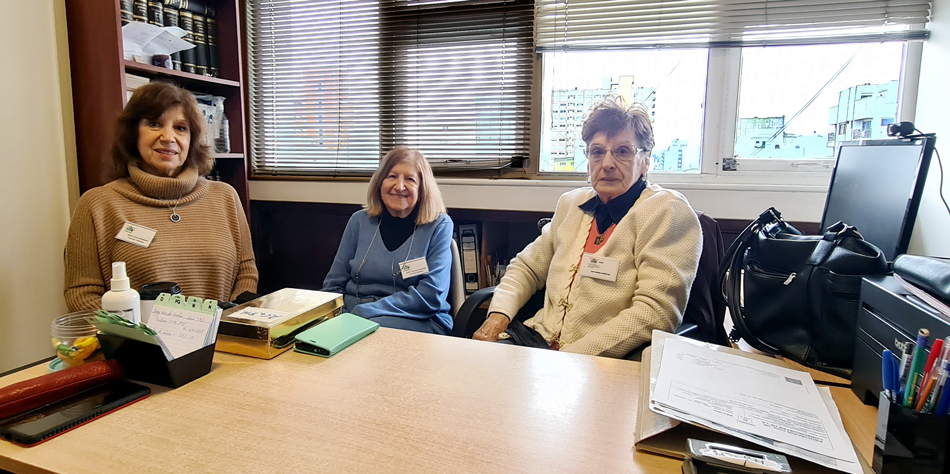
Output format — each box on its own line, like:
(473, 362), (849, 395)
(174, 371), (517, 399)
(115, 221), (156, 248)
(579, 253), (620, 282)
(399, 257), (429, 279)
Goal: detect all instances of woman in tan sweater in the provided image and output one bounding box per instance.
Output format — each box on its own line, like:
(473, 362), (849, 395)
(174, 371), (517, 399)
(64, 83), (257, 311)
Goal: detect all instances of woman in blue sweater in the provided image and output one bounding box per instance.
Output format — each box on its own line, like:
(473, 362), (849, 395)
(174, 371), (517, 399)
(323, 147), (454, 334)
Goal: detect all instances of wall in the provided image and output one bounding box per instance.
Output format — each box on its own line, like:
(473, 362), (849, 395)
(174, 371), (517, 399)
(908, 0), (950, 258)
(0, 1), (77, 373)
(250, 179), (829, 223)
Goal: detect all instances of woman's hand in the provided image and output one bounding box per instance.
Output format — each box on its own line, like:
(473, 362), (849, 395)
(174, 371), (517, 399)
(473, 312), (511, 341)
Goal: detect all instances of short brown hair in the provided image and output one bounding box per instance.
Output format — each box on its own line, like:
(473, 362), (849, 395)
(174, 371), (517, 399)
(111, 82), (214, 178)
(365, 147), (446, 225)
(581, 96), (654, 174)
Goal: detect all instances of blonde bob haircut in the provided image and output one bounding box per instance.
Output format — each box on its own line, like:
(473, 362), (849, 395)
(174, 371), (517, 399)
(365, 147), (446, 225)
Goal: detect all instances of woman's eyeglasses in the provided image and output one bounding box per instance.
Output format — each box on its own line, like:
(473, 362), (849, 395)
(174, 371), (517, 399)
(584, 145), (648, 163)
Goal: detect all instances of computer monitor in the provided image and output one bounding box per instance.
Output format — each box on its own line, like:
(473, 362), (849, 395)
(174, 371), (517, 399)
(821, 137), (935, 262)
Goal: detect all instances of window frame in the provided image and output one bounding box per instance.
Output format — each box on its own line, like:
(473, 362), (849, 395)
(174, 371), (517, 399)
(534, 41), (923, 188)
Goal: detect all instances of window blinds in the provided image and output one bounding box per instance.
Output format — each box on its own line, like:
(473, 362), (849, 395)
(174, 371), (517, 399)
(536, 0), (932, 51)
(248, 0), (534, 176)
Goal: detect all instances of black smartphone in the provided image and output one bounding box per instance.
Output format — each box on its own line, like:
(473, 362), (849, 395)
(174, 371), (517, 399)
(0, 379), (150, 446)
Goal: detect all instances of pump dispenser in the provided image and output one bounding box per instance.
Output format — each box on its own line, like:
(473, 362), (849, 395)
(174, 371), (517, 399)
(101, 262), (141, 324)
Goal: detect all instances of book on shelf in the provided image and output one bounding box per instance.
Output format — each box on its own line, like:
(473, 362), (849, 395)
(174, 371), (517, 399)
(177, 10), (198, 74)
(120, 0), (134, 25)
(180, 0), (215, 17)
(147, 0), (163, 26)
(192, 13), (210, 76)
(161, 5), (182, 71)
(132, 0), (148, 23)
(207, 17), (219, 77)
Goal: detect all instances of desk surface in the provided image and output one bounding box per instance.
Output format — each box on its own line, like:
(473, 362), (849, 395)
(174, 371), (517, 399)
(0, 329), (876, 474)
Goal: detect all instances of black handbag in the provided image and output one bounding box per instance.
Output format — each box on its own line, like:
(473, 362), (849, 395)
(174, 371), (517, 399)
(720, 208), (889, 378)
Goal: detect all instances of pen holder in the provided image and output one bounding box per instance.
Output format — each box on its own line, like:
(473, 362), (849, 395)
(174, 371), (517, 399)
(97, 335), (214, 388)
(873, 392), (950, 474)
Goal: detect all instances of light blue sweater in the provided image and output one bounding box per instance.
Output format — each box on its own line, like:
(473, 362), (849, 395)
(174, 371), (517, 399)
(323, 210), (454, 331)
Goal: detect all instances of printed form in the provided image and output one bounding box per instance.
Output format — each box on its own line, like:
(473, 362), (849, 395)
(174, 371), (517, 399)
(650, 338), (858, 465)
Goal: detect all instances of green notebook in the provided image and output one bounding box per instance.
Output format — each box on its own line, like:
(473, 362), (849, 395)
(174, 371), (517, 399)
(294, 313), (379, 357)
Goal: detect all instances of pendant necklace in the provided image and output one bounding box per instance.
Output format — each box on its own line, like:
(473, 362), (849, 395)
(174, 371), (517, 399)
(594, 234), (605, 245)
(164, 193), (184, 223)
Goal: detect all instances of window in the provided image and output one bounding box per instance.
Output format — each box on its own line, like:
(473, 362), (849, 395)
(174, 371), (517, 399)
(247, 0), (533, 176)
(536, 0), (931, 177)
(735, 43), (903, 160)
(539, 50), (707, 173)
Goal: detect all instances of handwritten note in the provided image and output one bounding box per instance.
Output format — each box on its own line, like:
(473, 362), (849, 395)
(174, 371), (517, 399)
(147, 294), (221, 360)
(227, 308), (290, 324)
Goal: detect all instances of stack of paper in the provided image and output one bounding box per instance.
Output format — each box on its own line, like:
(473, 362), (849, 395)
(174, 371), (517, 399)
(649, 336), (862, 474)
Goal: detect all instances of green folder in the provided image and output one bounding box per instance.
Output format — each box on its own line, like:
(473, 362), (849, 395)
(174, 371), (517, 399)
(293, 313), (379, 357)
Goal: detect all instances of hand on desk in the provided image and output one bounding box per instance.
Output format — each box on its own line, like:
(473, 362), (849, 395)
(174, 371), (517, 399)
(473, 312), (510, 341)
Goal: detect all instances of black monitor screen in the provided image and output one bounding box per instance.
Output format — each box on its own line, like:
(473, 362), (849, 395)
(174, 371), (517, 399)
(821, 138), (933, 262)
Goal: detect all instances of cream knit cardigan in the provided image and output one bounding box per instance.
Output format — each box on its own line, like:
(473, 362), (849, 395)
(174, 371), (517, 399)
(489, 183), (702, 358)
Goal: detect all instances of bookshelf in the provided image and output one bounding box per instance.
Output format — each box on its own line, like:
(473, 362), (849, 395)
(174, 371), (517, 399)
(64, 0), (249, 215)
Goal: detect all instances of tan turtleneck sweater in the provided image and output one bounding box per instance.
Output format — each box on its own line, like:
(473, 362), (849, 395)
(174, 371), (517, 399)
(64, 164), (258, 311)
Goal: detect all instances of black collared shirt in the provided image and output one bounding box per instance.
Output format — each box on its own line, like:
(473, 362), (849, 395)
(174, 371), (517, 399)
(380, 205), (419, 251)
(578, 178), (647, 234)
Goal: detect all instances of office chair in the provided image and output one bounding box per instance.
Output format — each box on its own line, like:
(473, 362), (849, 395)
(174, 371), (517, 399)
(451, 210), (728, 358)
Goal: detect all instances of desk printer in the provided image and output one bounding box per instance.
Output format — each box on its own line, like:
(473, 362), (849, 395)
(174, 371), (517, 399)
(852, 274), (950, 405)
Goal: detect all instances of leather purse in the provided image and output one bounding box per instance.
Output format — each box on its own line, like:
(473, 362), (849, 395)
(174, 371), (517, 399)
(0, 359), (124, 419)
(893, 254), (950, 304)
(720, 208), (889, 378)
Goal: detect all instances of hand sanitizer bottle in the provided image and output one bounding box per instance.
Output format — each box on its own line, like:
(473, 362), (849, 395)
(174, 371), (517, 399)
(101, 262), (141, 324)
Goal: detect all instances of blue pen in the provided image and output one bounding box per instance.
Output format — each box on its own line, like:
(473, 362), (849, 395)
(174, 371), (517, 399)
(936, 377), (950, 416)
(883, 350), (898, 403)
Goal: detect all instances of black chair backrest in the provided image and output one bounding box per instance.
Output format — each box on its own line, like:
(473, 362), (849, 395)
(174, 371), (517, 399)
(682, 210), (729, 346)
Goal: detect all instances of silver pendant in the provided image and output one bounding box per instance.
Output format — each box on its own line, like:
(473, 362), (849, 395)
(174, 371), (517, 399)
(170, 213), (181, 223)
(594, 235), (604, 245)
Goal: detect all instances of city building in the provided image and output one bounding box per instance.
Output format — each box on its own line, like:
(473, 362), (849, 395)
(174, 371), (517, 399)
(828, 80), (898, 148)
(732, 80), (898, 159)
(734, 116), (830, 159)
(653, 139), (700, 172)
(547, 76), (655, 171)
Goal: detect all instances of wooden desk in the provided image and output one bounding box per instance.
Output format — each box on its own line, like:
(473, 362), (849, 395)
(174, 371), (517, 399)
(0, 329), (877, 474)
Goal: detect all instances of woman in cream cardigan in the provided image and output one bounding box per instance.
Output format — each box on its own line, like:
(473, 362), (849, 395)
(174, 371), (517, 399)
(473, 98), (702, 358)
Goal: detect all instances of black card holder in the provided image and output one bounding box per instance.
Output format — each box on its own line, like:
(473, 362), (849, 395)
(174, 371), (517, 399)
(874, 391), (950, 474)
(97, 335), (214, 388)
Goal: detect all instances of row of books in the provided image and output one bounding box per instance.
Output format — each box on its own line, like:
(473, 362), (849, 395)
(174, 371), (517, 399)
(121, 0), (220, 77)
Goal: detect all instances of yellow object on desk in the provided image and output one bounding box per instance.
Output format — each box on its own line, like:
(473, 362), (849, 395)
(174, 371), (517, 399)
(215, 288), (343, 359)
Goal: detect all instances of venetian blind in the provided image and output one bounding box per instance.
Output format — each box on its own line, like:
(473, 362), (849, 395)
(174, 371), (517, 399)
(248, 0), (534, 176)
(536, 0), (932, 51)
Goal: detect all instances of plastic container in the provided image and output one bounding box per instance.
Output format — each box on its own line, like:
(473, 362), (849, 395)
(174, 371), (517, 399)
(50, 311), (102, 369)
(101, 262), (141, 324)
(139, 282), (182, 323)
